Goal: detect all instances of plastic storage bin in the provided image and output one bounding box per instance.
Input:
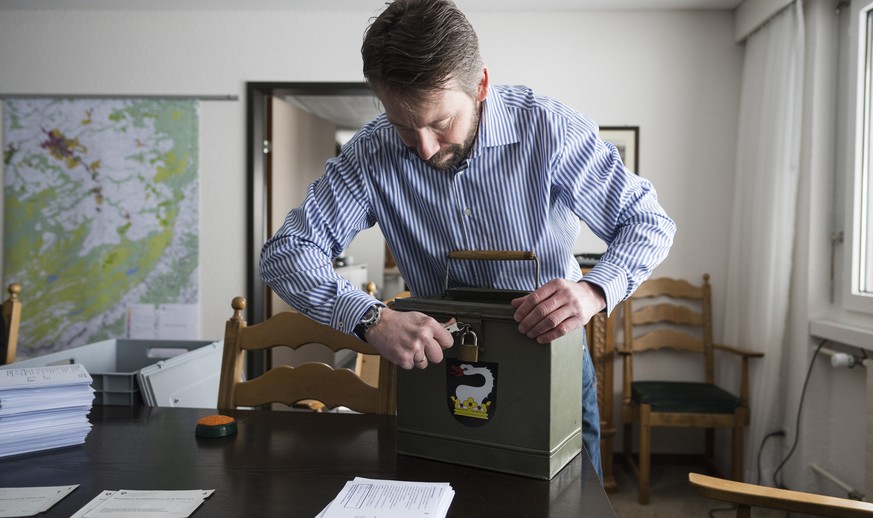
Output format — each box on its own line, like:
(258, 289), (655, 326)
(1, 339), (216, 405)
(138, 341), (223, 408)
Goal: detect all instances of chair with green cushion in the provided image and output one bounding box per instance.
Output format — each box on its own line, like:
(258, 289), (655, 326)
(617, 274), (763, 505)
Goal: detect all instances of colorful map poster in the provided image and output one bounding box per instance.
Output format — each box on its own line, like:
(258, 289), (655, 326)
(2, 98), (199, 357)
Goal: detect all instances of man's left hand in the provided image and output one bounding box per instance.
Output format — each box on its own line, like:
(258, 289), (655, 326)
(511, 279), (606, 343)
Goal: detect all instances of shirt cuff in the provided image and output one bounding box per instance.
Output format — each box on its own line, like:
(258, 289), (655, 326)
(331, 289), (385, 336)
(580, 261), (628, 317)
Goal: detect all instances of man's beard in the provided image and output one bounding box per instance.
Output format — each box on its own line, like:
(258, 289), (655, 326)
(425, 103), (481, 172)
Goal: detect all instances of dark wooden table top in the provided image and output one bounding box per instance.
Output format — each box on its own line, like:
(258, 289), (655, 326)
(0, 406), (615, 517)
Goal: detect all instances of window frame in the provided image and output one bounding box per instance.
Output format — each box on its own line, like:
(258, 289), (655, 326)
(843, 0), (873, 315)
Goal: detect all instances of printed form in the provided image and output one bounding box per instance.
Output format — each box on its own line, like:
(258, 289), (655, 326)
(0, 486), (78, 517)
(317, 477), (454, 518)
(71, 490), (214, 518)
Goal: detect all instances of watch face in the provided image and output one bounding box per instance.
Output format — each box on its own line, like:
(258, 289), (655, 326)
(361, 306), (380, 325)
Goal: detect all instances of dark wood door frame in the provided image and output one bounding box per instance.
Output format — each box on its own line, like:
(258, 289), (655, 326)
(245, 82), (373, 375)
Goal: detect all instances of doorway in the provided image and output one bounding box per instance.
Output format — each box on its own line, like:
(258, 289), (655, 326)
(245, 82), (382, 327)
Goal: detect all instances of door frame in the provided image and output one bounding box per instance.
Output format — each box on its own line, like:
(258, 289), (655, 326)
(245, 82), (374, 329)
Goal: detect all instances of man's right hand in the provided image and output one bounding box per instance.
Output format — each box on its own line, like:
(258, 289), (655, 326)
(364, 308), (454, 370)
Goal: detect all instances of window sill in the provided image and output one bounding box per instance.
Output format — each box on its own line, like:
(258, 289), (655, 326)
(809, 318), (873, 352)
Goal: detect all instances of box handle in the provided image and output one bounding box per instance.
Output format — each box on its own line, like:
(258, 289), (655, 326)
(444, 250), (540, 293)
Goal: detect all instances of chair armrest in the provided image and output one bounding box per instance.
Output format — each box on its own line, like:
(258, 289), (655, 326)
(689, 472), (873, 516)
(713, 344), (762, 408)
(615, 342), (631, 355)
(713, 343), (764, 358)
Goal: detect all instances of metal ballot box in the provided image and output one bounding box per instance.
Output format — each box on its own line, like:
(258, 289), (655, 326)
(391, 251), (584, 480)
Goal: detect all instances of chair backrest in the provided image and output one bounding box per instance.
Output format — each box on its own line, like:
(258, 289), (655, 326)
(622, 273), (715, 383)
(689, 472), (873, 517)
(1, 283), (22, 365)
(217, 296), (396, 414)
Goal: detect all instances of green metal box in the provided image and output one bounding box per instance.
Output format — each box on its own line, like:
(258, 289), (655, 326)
(392, 288), (584, 480)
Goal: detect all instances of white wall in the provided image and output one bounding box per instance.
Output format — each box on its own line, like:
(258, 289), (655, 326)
(0, 5), (742, 338)
(0, 3), (745, 451)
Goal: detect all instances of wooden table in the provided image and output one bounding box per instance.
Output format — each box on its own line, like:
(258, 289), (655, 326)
(0, 406), (615, 517)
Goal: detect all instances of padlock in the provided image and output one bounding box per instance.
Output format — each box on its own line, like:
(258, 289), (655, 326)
(457, 329), (479, 363)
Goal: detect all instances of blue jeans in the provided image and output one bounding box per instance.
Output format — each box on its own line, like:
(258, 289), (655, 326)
(582, 334), (603, 482)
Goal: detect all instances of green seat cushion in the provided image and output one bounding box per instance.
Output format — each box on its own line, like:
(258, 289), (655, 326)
(631, 381), (740, 414)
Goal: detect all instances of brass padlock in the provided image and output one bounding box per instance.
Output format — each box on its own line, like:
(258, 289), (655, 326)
(457, 330), (479, 363)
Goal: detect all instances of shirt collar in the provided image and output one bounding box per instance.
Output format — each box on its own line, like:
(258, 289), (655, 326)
(471, 85), (519, 159)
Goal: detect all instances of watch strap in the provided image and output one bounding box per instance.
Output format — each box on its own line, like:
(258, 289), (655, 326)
(353, 304), (384, 341)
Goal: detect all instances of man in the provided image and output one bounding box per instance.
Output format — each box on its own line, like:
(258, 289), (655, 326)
(260, 0), (675, 481)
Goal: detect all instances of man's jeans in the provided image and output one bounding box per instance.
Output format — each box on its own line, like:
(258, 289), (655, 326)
(582, 335), (603, 482)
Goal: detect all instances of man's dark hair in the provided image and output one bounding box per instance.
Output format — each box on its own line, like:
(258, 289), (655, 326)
(362, 0), (483, 107)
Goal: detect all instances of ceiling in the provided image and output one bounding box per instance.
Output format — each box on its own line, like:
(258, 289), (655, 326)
(285, 94), (383, 132)
(0, 0), (745, 10)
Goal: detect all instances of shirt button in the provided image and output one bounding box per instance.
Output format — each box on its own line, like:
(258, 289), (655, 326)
(464, 208), (472, 216)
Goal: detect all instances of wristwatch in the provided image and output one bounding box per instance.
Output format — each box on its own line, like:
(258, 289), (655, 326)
(354, 304), (384, 341)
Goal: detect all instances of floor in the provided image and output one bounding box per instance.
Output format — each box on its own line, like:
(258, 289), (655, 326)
(606, 459), (792, 518)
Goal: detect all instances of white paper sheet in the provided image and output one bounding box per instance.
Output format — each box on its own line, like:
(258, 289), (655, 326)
(0, 364), (92, 390)
(318, 478), (454, 518)
(126, 304), (198, 340)
(70, 491), (114, 518)
(77, 490), (214, 518)
(0, 485), (78, 517)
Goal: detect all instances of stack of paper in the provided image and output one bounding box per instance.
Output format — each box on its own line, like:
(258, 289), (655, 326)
(317, 478), (455, 518)
(0, 364), (95, 458)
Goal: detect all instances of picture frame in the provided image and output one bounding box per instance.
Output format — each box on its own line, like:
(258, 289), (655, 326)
(599, 126), (640, 175)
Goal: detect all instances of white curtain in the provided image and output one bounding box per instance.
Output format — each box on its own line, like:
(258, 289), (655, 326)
(722, 1), (805, 483)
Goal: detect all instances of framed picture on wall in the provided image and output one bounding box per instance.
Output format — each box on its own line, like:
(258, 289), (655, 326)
(599, 126), (640, 175)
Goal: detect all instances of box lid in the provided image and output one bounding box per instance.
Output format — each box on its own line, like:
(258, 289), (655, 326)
(392, 288), (530, 321)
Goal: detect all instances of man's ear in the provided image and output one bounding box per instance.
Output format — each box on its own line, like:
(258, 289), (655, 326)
(476, 66), (489, 102)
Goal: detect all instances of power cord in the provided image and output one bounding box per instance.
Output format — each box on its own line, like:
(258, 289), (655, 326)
(707, 338), (828, 517)
(757, 430), (786, 485)
(772, 338), (828, 490)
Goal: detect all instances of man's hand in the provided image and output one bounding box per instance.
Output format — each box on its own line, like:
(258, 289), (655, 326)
(364, 308), (454, 370)
(511, 279), (606, 343)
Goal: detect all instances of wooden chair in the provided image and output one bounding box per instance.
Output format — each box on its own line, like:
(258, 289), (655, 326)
(689, 472), (873, 517)
(217, 296), (396, 414)
(1, 283), (22, 365)
(618, 274), (763, 504)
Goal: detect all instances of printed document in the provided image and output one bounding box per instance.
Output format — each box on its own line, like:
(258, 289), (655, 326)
(0, 485), (78, 517)
(71, 489), (214, 518)
(317, 477), (454, 518)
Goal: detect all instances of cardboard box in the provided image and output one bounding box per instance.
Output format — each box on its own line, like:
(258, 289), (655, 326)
(392, 288), (584, 480)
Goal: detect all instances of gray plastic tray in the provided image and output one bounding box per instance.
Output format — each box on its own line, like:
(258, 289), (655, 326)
(2, 339), (215, 405)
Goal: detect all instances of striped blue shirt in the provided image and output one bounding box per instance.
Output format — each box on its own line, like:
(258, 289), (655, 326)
(260, 85), (676, 335)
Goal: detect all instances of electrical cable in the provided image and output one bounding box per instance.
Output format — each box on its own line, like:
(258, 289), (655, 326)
(705, 356), (788, 516)
(772, 339), (828, 489)
(757, 430), (787, 485)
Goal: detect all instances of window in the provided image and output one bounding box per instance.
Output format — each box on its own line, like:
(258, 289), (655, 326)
(845, 0), (873, 314)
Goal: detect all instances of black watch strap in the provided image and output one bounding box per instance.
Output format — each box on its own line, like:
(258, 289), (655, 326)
(353, 304), (384, 341)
